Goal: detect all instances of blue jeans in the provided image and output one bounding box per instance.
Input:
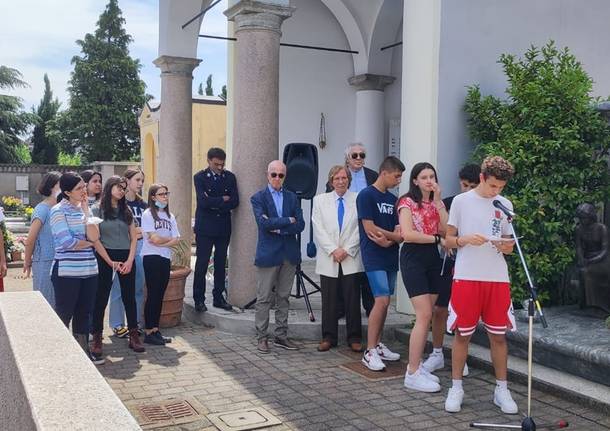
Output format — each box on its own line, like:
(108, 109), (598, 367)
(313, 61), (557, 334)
(109, 240), (145, 328)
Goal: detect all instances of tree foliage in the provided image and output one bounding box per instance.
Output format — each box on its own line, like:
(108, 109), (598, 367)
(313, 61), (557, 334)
(0, 66), (35, 163)
(465, 41), (610, 304)
(31, 74), (61, 164)
(205, 74), (214, 96)
(66, 0), (146, 162)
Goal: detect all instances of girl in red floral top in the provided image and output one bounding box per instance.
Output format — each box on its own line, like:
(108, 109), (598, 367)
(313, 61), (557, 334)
(397, 162), (448, 393)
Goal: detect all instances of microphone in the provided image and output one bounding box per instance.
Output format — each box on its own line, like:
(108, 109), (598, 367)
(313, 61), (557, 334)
(493, 199), (516, 218)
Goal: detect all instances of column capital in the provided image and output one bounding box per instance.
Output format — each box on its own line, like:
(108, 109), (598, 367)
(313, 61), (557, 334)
(348, 73), (395, 91)
(225, 0), (295, 34)
(153, 55), (202, 78)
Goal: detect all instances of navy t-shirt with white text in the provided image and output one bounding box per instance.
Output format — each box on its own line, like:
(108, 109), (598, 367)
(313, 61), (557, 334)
(356, 185), (399, 272)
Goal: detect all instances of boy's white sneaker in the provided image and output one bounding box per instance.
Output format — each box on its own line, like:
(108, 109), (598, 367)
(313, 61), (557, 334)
(362, 349), (386, 371)
(404, 368), (441, 393)
(494, 387), (519, 414)
(376, 342), (401, 361)
(422, 352), (444, 372)
(445, 386), (465, 413)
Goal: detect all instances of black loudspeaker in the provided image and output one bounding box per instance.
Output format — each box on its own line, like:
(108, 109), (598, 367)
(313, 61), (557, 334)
(282, 143), (318, 200)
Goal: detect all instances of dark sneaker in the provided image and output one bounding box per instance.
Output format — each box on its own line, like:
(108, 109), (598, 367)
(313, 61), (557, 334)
(257, 339), (270, 354)
(112, 325), (129, 338)
(89, 350), (105, 365)
(273, 338), (299, 350)
(213, 299), (233, 311)
(156, 331), (172, 344)
(144, 332), (165, 346)
(195, 301), (207, 312)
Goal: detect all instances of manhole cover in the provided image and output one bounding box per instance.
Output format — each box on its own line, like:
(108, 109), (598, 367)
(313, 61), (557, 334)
(340, 359), (408, 381)
(133, 398), (205, 429)
(208, 407), (282, 431)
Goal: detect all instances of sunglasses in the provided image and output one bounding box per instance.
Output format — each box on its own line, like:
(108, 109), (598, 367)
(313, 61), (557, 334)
(350, 152), (366, 160)
(156, 192), (170, 197)
(270, 172), (285, 179)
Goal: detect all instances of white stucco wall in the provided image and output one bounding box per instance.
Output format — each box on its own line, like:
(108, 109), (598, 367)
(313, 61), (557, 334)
(437, 0), (610, 196)
(279, 0), (357, 193)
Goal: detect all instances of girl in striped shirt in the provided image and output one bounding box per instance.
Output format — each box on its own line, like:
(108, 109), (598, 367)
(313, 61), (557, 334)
(50, 172), (99, 359)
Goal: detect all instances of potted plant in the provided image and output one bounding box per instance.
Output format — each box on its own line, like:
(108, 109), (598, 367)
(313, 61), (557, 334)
(159, 238), (192, 327)
(9, 235), (26, 262)
(1, 222), (14, 261)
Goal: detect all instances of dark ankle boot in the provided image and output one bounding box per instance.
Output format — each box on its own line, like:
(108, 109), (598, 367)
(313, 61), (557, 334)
(129, 329), (146, 353)
(90, 332), (103, 356)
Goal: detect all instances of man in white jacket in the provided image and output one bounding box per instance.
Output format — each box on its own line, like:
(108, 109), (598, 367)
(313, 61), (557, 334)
(312, 166), (363, 352)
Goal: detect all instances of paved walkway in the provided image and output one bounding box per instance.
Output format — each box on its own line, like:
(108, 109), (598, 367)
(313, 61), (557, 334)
(3, 266), (609, 430)
(99, 323), (610, 431)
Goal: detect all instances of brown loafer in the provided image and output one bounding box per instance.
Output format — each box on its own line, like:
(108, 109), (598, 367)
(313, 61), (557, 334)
(350, 342), (363, 352)
(317, 340), (332, 352)
(257, 339), (270, 354)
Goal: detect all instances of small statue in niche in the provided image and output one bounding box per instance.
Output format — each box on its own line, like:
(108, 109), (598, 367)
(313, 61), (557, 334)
(575, 203), (610, 313)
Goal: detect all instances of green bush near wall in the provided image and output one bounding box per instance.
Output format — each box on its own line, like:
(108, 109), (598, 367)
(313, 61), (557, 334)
(464, 41), (610, 304)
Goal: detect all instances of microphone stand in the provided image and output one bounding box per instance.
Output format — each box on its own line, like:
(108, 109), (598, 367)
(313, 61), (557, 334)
(470, 213), (565, 431)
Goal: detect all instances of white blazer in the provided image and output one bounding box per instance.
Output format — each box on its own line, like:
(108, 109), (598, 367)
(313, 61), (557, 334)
(311, 190), (364, 277)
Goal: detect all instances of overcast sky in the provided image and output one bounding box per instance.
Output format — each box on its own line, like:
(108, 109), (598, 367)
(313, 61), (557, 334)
(0, 0), (229, 111)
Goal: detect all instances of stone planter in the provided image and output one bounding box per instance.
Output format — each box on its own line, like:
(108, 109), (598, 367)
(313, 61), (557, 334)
(159, 266), (192, 328)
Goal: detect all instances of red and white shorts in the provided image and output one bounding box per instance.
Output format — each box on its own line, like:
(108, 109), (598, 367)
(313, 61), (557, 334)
(447, 279), (516, 336)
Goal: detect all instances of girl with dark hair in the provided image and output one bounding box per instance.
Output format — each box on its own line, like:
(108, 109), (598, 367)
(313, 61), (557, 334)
(89, 175), (144, 364)
(397, 162), (448, 393)
(140, 183), (180, 345)
(108, 168), (147, 336)
(50, 172), (99, 360)
(80, 169), (103, 206)
(23, 171), (61, 306)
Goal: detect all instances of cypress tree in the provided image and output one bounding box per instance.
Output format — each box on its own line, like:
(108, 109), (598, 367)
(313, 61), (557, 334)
(31, 74), (61, 164)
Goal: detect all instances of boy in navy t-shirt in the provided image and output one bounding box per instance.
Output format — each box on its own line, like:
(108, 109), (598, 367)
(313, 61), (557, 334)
(357, 156), (405, 371)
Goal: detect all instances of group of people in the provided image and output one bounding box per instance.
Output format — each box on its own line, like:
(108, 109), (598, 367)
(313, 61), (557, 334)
(21, 168), (180, 365)
(6, 142), (520, 415)
(205, 143), (519, 415)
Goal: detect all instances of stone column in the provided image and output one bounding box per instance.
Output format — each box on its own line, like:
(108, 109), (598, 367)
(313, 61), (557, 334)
(225, 0), (294, 307)
(348, 74), (395, 172)
(153, 55), (201, 246)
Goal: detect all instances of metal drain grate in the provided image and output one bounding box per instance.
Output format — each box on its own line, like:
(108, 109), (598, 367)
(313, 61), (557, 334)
(134, 399), (203, 429)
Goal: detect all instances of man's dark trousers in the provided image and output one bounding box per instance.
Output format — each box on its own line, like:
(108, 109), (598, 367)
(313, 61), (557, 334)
(193, 233), (230, 304)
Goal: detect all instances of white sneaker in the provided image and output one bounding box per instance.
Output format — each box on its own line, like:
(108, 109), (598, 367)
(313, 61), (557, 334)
(376, 342), (400, 361)
(463, 363), (470, 377)
(362, 349), (386, 371)
(419, 364), (440, 383)
(422, 352), (444, 372)
(445, 386), (465, 413)
(494, 387), (519, 414)
(404, 367), (441, 392)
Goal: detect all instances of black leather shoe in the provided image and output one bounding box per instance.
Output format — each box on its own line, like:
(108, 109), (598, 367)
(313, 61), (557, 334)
(195, 301), (207, 312)
(213, 299), (233, 311)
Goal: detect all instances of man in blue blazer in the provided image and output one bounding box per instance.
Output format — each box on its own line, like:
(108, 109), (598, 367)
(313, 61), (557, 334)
(251, 160), (305, 354)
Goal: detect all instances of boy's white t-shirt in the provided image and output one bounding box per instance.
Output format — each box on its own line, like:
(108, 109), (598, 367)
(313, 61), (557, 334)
(448, 189), (513, 283)
(140, 209), (180, 259)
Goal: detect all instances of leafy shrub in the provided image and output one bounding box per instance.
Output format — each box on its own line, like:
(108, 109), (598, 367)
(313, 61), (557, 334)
(1, 195), (24, 213)
(464, 41), (610, 304)
(58, 151), (82, 166)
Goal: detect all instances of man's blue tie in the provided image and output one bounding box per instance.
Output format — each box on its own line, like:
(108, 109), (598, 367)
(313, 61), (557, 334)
(338, 197), (344, 232)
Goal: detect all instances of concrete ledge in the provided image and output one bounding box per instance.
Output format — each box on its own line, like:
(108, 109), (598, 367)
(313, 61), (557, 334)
(395, 327), (610, 415)
(0, 292), (141, 430)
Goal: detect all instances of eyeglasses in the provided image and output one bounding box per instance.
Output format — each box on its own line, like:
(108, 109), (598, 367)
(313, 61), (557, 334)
(116, 185), (126, 192)
(350, 152), (366, 160)
(269, 172), (285, 179)
(156, 192), (170, 197)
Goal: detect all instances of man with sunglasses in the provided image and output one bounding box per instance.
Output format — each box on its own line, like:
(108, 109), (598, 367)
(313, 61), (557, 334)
(251, 160), (305, 354)
(327, 143), (378, 317)
(193, 147), (239, 312)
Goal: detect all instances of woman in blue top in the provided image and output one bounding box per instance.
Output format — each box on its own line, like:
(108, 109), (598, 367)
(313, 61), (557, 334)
(50, 172), (99, 359)
(23, 171), (61, 307)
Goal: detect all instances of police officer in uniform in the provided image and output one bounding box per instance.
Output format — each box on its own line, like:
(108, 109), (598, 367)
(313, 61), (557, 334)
(193, 148), (239, 311)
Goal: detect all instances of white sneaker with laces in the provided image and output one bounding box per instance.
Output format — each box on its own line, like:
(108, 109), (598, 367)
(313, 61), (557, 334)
(376, 342), (400, 361)
(463, 363), (470, 377)
(419, 365), (440, 383)
(404, 367), (441, 392)
(445, 386), (465, 413)
(494, 387), (519, 414)
(362, 349), (386, 371)
(422, 352), (444, 372)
